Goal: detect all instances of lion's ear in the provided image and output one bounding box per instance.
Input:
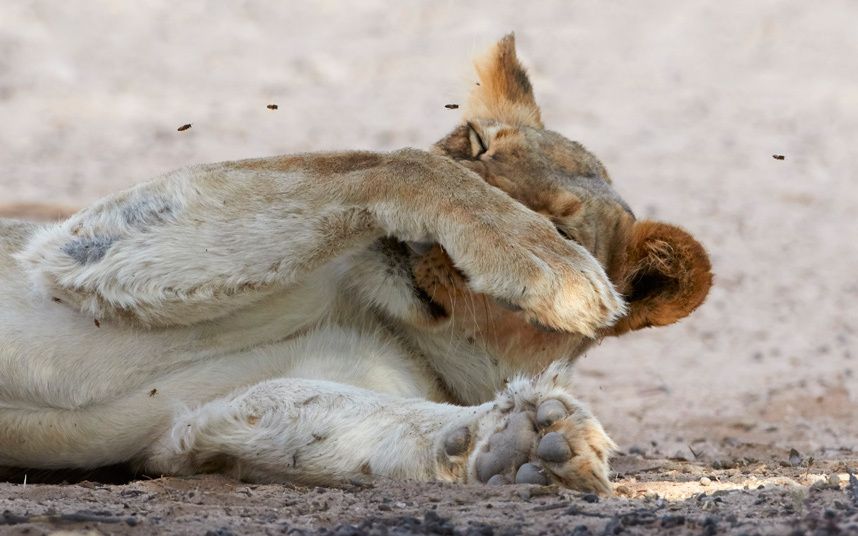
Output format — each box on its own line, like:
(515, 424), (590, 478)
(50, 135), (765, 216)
(465, 33), (543, 129)
(607, 221), (713, 336)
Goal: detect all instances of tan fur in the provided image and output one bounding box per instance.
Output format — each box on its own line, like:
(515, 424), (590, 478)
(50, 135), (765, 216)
(466, 34), (543, 128)
(413, 244), (591, 375)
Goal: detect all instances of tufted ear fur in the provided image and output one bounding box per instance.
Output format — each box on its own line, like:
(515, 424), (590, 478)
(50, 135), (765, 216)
(607, 221), (713, 336)
(465, 33), (543, 128)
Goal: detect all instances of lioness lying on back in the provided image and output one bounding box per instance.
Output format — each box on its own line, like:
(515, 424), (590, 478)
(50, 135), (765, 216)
(0, 35), (711, 493)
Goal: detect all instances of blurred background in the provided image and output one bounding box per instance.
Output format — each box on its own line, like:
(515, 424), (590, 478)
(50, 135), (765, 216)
(1, 1), (856, 462)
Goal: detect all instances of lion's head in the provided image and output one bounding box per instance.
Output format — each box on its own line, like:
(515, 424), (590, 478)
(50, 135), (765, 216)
(352, 34), (712, 383)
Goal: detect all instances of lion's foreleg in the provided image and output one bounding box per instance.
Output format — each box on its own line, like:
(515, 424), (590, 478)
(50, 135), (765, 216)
(143, 366), (616, 493)
(143, 378), (465, 484)
(17, 148), (623, 333)
(14, 163), (384, 327)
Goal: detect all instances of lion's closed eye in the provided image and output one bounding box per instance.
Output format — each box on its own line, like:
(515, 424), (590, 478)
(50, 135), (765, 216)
(555, 226), (577, 243)
(467, 123), (488, 158)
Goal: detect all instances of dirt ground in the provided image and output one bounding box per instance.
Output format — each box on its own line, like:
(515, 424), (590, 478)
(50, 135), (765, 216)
(1, 1), (857, 534)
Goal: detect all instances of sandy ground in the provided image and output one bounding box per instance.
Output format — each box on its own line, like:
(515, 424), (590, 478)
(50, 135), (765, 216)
(1, 1), (857, 534)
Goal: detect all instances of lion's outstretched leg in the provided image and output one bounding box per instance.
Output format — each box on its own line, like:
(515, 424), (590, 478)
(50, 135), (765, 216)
(144, 378), (456, 484)
(16, 150), (623, 332)
(144, 365), (614, 493)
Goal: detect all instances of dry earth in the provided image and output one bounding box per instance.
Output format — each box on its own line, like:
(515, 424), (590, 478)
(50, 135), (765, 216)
(1, 1), (857, 534)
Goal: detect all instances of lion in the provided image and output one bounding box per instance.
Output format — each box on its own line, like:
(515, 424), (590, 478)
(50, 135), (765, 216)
(0, 34), (711, 493)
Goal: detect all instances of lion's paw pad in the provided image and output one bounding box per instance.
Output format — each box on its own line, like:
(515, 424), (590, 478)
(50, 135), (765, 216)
(537, 431), (573, 462)
(443, 426), (470, 456)
(450, 398), (613, 493)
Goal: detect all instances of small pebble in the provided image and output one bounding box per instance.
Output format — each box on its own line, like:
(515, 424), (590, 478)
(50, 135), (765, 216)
(788, 448), (802, 466)
(700, 477), (712, 486)
(614, 485), (632, 496)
